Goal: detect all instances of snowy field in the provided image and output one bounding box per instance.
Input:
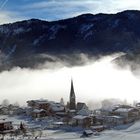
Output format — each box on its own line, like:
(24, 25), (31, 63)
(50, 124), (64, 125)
(43, 122), (140, 140)
(1, 115), (140, 139)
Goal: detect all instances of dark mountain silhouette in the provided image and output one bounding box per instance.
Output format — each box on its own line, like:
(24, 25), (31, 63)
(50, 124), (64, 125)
(0, 10), (140, 70)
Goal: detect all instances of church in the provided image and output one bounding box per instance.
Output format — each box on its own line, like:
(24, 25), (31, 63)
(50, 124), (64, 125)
(68, 79), (89, 112)
(69, 79), (76, 110)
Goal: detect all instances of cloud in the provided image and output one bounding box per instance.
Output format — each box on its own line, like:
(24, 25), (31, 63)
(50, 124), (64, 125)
(22, 0), (140, 21)
(22, 0), (112, 20)
(0, 11), (16, 24)
(1, 0), (140, 24)
(0, 10), (25, 24)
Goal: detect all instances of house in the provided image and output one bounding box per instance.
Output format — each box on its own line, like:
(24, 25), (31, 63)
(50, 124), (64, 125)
(113, 107), (139, 122)
(27, 99), (50, 110)
(77, 108), (91, 116)
(90, 114), (104, 125)
(26, 107), (33, 116)
(0, 107), (9, 115)
(0, 104), (25, 116)
(49, 102), (65, 116)
(135, 103), (140, 116)
(27, 99), (66, 118)
(14, 107), (26, 115)
(100, 108), (113, 116)
(72, 115), (92, 128)
(77, 102), (88, 111)
(103, 115), (125, 127)
(136, 103), (140, 108)
(0, 119), (13, 134)
(32, 109), (47, 118)
(68, 109), (76, 118)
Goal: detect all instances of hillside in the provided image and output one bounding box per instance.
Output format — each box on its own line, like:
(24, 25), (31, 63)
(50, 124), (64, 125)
(0, 10), (140, 70)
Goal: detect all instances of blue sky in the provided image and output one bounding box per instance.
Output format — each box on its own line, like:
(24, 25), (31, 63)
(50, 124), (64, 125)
(0, 0), (140, 24)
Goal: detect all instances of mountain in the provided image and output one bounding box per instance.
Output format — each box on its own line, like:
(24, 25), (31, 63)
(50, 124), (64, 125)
(0, 10), (140, 70)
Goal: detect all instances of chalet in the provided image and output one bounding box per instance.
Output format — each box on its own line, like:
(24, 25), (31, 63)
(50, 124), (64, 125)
(72, 115), (92, 128)
(0, 119), (13, 134)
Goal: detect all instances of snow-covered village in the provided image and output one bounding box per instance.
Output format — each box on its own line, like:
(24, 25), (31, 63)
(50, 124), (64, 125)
(2, 0), (140, 140)
(0, 79), (140, 140)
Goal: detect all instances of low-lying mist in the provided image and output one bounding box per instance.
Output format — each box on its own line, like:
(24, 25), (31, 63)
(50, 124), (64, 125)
(0, 54), (140, 108)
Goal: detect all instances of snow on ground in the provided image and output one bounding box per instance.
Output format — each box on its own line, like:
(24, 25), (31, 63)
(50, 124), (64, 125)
(1, 115), (140, 139)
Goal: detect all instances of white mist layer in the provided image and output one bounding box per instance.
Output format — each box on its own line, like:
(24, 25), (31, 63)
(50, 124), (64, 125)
(0, 55), (139, 105)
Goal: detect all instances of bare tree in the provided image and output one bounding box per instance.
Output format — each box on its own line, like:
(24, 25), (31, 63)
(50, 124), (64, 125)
(2, 99), (9, 107)
(60, 98), (64, 105)
(13, 101), (20, 107)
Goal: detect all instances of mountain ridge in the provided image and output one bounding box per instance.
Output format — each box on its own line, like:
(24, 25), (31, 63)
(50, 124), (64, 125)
(0, 10), (140, 71)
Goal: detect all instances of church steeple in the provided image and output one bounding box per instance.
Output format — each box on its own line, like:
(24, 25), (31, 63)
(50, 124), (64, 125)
(69, 78), (76, 110)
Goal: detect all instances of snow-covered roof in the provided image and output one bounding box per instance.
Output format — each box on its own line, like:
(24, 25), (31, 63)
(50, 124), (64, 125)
(69, 109), (76, 112)
(73, 115), (89, 120)
(77, 102), (88, 111)
(90, 125), (104, 129)
(33, 109), (46, 113)
(114, 108), (134, 113)
(53, 122), (64, 125)
(83, 130), (93, 135)
(106, 115), (124, 119)
(0, 119), (12, 124)
(28, 99), (61, 106)
(50, 102), (65, 112)
(52, 106), (64, 112)
(77, 108), (91, 116)
(27, 99), (49, 104)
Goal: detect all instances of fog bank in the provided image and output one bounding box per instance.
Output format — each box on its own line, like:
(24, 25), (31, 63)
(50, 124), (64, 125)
(0, 55), (140, 106)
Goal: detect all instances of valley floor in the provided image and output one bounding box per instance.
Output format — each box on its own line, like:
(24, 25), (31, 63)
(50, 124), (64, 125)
(1, 115), (140, 140)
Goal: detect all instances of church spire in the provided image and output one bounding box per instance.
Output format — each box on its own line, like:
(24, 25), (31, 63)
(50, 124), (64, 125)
(69, 78), (76, 110)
